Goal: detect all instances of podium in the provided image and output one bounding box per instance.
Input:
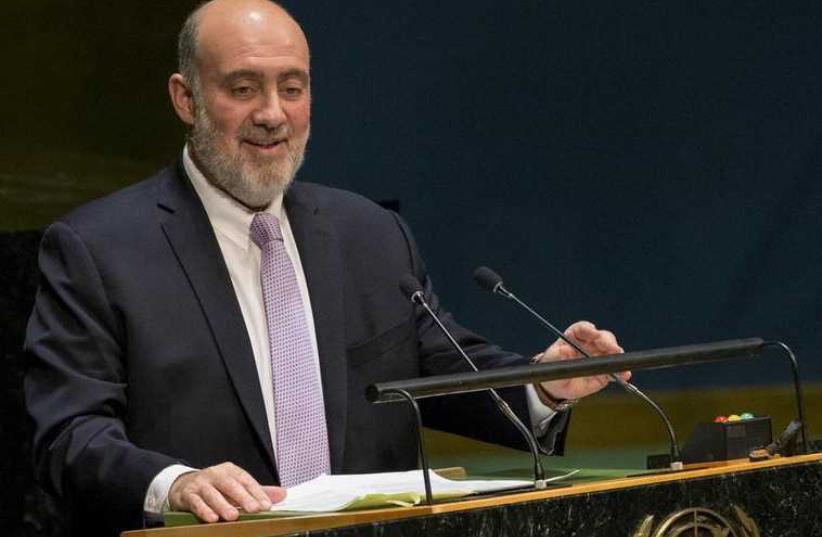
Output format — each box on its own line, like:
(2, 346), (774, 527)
(123, 453), (822, 537)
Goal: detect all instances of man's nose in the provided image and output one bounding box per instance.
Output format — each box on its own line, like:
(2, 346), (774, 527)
(252, 92), (287, 128)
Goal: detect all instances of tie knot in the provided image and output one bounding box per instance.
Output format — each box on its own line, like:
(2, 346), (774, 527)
(250, 212), (283, 247)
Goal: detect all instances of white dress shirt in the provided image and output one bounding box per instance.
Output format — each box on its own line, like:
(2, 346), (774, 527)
(143, 148), (555, 513)
(144, 147), (323, 512)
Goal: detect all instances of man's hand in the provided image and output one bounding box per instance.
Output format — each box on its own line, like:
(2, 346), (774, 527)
(168, 462), (286, 523)
(536, 320), (631, 402)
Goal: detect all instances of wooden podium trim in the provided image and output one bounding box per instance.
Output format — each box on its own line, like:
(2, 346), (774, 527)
(122, 453), (822, 537)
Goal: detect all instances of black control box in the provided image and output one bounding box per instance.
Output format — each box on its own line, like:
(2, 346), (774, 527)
(681, 417), (772, 463)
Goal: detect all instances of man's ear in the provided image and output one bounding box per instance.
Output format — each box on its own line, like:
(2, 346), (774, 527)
(169, 73), (196, 125)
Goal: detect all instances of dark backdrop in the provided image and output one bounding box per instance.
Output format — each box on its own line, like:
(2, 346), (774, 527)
(2, 1), (822, 535)
(288, 1), (822, 388)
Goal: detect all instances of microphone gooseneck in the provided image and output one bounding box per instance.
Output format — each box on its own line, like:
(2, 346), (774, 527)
(473, 266), (684, 470)
(398, 274), (549, 487)
(761, 341), (809, 454)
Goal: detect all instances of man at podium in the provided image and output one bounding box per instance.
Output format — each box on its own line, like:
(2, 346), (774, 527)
(23, 1), (629, 535)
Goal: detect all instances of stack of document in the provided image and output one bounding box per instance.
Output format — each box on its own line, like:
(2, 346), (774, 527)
(267, 469), (575, 514)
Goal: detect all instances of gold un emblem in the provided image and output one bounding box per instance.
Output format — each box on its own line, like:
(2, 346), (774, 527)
(633, 506), (760, 537)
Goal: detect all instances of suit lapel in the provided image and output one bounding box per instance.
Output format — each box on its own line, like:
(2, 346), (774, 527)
(157, 164), (276, 471)
(285, 184), (348, 472)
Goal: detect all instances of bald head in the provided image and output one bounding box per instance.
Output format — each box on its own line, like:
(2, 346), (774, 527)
(177, 0), (309, 94)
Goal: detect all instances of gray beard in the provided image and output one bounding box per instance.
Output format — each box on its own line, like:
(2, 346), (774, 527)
(188, 105), (307, 209)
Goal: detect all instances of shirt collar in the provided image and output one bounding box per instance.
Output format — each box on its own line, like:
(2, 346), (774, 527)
(183, 144), (284, 252)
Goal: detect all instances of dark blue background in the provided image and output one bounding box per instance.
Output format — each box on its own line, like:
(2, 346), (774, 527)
(277, 1), (822, 388)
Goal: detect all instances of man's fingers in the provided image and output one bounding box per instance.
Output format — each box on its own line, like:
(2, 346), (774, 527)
(168, 463), (277, 521)
(542, 374), (608, 400)
(188, 493), (219, 523)
(539, 322), (630, 399)
(562, 322), (624, 356)
(212, 474), (263, 513)
(231, 468), (272, 511)
(593, 330), (622, 354)
(200, 484), (240, 521)
(579, 376), (607, 394)
(544, 338), (583, 360)
(244, 483), (273, 511)
(582, 374), (610, 393)
(552, 340), (578, 359)
(617, 370), (632, 382)
(565, 320), (597, 342)
(596, 374), (612, 388)
(263, 485), (287, 504)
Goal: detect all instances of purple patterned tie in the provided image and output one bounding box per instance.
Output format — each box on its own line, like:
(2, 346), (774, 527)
(250, 212), (330, 487)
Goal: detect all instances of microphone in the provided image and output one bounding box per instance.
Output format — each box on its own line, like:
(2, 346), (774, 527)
(473, 266), (684, 471)
(398, 274), (550, 488)
(399, 274), (426, 308)
(474, 267), (590, 357)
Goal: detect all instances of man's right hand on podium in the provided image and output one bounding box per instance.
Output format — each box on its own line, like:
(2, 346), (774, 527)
(168, 462), (286, 522)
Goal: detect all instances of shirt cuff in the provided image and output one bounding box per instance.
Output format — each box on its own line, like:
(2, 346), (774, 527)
(525, 383), (558, 437)
(144, 464), (198, 514)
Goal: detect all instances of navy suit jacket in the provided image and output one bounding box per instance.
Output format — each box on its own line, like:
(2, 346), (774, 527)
(24, 161), (567, 536)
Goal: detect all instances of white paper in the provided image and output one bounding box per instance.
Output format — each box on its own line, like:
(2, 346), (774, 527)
(268, 469), (576, 513)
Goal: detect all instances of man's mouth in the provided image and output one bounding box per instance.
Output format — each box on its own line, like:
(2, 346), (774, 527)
(244, 139), (287, 150)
